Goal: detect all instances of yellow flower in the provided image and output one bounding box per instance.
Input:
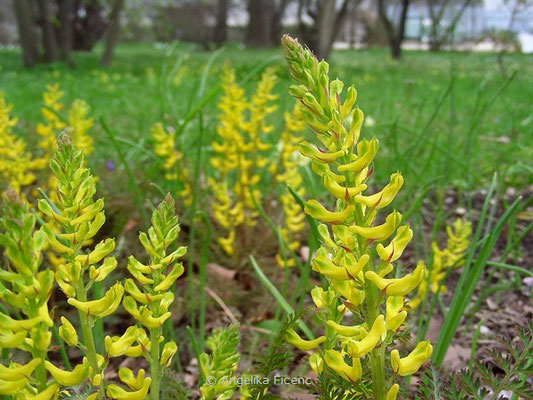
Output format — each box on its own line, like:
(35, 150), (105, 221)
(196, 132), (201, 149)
(390, 341), (433, 376)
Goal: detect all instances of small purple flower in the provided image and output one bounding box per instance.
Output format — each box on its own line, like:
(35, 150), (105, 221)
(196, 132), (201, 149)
(106, 160), (115, 172)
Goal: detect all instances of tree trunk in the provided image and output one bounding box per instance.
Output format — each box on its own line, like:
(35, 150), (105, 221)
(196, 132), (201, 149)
(13, 0), (39, 66)
(315, 0), (337, 60)
(101, 0), (124, 66)
(213, 0), (229, 46)
(270, 0), (289, 46)
(37, 0), (59, 62)
(245, 0), (271, 47)
(377, 0), (410, 59)
(57, 0), (74, 65)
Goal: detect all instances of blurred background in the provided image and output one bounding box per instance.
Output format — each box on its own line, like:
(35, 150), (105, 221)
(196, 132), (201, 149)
(1, 0), (532, 66)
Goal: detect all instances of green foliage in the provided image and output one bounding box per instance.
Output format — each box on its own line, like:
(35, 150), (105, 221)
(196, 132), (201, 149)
(198, 324), (241, 400)
(418, 321), (533, 399)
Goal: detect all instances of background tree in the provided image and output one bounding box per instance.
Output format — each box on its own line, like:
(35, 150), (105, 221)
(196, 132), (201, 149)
(296, 0), (353, 60)
(37, 0), (59, 61)
(427, 0), (475, 51)
(246, 0), (272, 47)
(377, 0), (411, 59)
(213, 0), (230, 45)
(12, 0), (39, 66)
(57, 0), (74, 64)
(101, 0), (125, 66)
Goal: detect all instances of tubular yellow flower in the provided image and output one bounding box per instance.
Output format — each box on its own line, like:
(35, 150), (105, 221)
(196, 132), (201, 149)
(345, 315), (386, 357)
(323, 350), (362, 383)
(285, 329), (326, 350)
(58, 316), (78, 346)
(390, 341), (433, 376)
(386, 384), (399, 400)
(106, 377), (151, 400)
(365, 262), (425, 296)
(385, 296), (407, 331)
(45, 360), (90, 386)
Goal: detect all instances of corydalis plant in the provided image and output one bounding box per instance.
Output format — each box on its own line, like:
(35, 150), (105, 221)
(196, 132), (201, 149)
(123, 194), (186, 400)
(38, 135), (123, 400)
(0, 190), (57, 398)
(281, 35), (432, 400)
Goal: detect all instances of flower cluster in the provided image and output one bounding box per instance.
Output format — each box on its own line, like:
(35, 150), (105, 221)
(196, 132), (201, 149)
(274, 102), (307, 268)
(0, 190), (56, 399)
(38, 135), (121, 399)
(210, 65), (278, 256)
(281, 35), (432, 400)
(122, 194), (186, 400)
(199, 325), (241, 400)
(0, 94), (45, 193)
(151, 122), (192, 206)
(410, 218), (472, 309)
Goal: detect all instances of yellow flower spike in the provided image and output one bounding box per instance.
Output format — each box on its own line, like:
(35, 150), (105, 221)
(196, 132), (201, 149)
(326, 320), (365, 337)
(386, 384), (400, 400)
(365, 261), (426, 296)
(376, 225), (413, 262)
(45, 360), (90, 386)
(337, 138), (379, 173)
(322, 174), (367, 199)
(106, 377), (151, 400)
(153, 263), (185, 292)
(386, 297), (407, 331)
(305, 200), (355, 224)
(118, 368), (146, 390)
(58, 316), (78, 346)
(323, 350), (362, 383)
(312, 253), (369, 280)
(41, 224), (75, 254)
(161, 341), (178, 367)
(285, 329), (326, 351)
(309, 353), (324, 375)
(0, 377), (27, 395)
(350, 211), (402, 241)
(354, 172), (404, 209)
(67, 282), (124, 317)
(345, 315), (386, 358)
(0, 358), (41, 381)
(105, 326), (138, 357)
(391, 341), (433, 376)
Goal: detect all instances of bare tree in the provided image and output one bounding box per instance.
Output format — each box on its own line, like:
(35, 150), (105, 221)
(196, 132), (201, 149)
(427, 0), (474, 51)
(12, 0), (39, 66)
(37, 0), (59, 61)
(377, 0), (411, 59)
(101, 0), (124, 66)
(213, 0), (229, 45)
(297, 0), (353, 60)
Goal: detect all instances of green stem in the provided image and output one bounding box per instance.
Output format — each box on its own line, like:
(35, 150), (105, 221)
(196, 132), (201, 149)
(76, 281), (103, 399)
(149, 328), (161, 400)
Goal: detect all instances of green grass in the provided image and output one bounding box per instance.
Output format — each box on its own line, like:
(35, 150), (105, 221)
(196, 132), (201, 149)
(1, 41), (532, 206)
